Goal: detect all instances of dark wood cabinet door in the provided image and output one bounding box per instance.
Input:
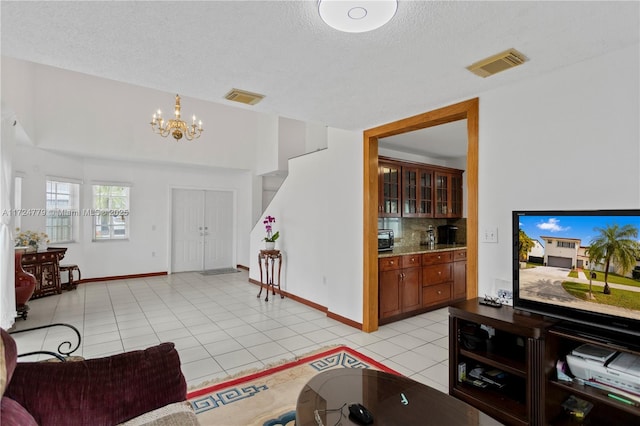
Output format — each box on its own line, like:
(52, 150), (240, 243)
(453, 259), (467, 300)
(403, 167), (434, 218)
(435, 171), (464, 218)
(435, 172), (449, 217)
(419, 168), (434, 217)
(379, 161), (401, 217)
(450, 173), (463, 217)
(401, 267), (422, 312)
(379, 270), (402, 318)
(402, 167), (419, 217)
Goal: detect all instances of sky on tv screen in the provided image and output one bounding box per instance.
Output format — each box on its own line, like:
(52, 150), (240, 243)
(518, 214), (640, 247)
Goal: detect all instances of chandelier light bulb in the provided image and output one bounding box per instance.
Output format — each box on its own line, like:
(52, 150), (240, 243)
(318, 0), (397, 33)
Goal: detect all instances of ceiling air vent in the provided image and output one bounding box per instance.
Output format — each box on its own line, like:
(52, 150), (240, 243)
(224, 88), (265, 105)
(466, 49), (527, 78)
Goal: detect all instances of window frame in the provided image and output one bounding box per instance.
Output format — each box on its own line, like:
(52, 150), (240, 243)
(91, 184), (131, 241)
(45, 178), (80, 243)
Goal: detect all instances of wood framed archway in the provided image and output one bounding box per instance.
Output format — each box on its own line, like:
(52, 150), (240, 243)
(362, 98), (479, 332)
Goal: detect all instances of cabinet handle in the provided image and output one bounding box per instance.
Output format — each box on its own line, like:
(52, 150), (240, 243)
(437, 290), (442, 295)
(389, 261), (394, 265)
(438, 271), (441, 275)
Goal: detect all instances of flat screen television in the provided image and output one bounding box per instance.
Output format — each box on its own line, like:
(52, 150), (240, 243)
(513, 209), (640, 339)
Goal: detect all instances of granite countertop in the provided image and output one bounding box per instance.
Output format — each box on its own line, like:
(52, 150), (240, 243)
(378, 244), (466, 258)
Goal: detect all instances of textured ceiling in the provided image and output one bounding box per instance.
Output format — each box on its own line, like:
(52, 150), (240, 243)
(2, 1), (639, 138)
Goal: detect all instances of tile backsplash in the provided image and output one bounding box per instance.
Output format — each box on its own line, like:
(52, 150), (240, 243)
(378, 217), (467, 247)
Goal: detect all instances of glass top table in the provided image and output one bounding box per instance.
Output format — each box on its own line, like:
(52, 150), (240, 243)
(296, 369), (502, 426)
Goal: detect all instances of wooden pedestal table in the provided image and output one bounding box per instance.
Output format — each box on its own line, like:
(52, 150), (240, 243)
(257, 249), (283, 301)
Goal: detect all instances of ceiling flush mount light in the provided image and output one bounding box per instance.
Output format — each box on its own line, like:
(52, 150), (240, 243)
(318, 0), (397, 33)
(150, 94), (203, 141)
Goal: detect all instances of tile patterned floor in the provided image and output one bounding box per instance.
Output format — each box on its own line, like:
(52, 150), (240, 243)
(9, 270), (451, 393)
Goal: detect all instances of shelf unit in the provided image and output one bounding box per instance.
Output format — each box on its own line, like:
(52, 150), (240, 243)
(449, 299), (550, 426)
(543, 326), (640, 425)
(449, 300), (640, 425)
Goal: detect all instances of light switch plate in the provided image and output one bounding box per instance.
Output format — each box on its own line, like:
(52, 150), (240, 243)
(482, 227), (498, 243)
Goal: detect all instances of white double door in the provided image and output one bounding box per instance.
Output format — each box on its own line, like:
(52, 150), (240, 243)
(172, 189), (234, 272)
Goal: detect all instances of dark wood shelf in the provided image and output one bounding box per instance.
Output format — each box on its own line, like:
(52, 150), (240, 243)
(459, 347), (527, 378)
(450, 299), (640, 425)
(549, 380), (640, 417)
(544, 325), (640, 425)
(449, 299), (548, 425)
(451, 383), (528, 426)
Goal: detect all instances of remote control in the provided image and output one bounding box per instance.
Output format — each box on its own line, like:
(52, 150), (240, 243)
(479, 299), (502, 308)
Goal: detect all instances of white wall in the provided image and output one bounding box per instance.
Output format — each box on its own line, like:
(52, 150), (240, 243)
(0, 58), (36, 142)
(3, 59), (263, 171)
(250, 127), (363, 323)
(477, 43), (640, 296)
(13, 145), (253, 279)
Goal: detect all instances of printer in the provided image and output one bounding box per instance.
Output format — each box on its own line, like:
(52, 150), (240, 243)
(566, 344), (640, 396)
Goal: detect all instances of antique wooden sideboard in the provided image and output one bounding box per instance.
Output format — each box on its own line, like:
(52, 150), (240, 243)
(19, 247), (67, 298)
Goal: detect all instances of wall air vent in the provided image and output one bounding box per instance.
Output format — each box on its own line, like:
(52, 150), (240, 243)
(224, 88), (265, 105)
(466, 49), (527, 78)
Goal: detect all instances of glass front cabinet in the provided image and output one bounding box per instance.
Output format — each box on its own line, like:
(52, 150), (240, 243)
(379, 161), (402, 217)
(379, 157), (463, 219)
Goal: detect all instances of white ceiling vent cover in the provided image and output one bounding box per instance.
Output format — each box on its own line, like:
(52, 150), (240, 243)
(467, 49), (527, 78)
(224, 88), (265, 105)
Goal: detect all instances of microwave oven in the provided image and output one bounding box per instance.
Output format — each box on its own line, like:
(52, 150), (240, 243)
(378, 229), (394, 252)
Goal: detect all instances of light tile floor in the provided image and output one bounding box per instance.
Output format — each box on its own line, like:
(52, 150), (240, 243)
(9, 270), (451, 393)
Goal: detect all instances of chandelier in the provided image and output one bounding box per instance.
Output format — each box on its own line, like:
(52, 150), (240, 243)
(150, 94), (203, 141)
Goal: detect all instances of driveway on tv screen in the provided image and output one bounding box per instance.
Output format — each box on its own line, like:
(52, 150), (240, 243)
(519, 266), (640, 319)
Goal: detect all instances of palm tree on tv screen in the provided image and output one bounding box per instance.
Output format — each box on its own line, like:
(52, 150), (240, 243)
(587, 223), (640, 294)
(518, 229), (534, 263)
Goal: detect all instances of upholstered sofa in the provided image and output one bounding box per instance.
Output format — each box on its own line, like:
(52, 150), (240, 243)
(0, 328), (199, 425)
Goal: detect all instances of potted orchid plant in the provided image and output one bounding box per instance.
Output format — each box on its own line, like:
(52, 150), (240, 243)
(263, 215), (279, 250)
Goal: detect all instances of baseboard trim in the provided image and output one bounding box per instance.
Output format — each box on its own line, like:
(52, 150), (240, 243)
(327, 311), (362, 330)
(248, 278), (362, 330)
(236, 264), (249, 271)
(80, 271), (168, 284)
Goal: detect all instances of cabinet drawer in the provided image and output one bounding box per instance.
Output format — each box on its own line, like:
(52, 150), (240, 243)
(423, 263), (452, 285)
(39, 253), (58, 261)
(422, 283), (450, 306)
(379, 256), (401, 271)
(453, 250), (467, 261)
(21, 254), (37, 263)
(402, 254), (421, 267)
(422, 251), (453, 265)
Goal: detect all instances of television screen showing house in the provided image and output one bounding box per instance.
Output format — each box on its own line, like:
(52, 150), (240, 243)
(517, 214), (640, 320)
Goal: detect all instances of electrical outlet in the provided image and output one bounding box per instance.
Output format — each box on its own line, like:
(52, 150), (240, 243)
(497, 289), (512, 299)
